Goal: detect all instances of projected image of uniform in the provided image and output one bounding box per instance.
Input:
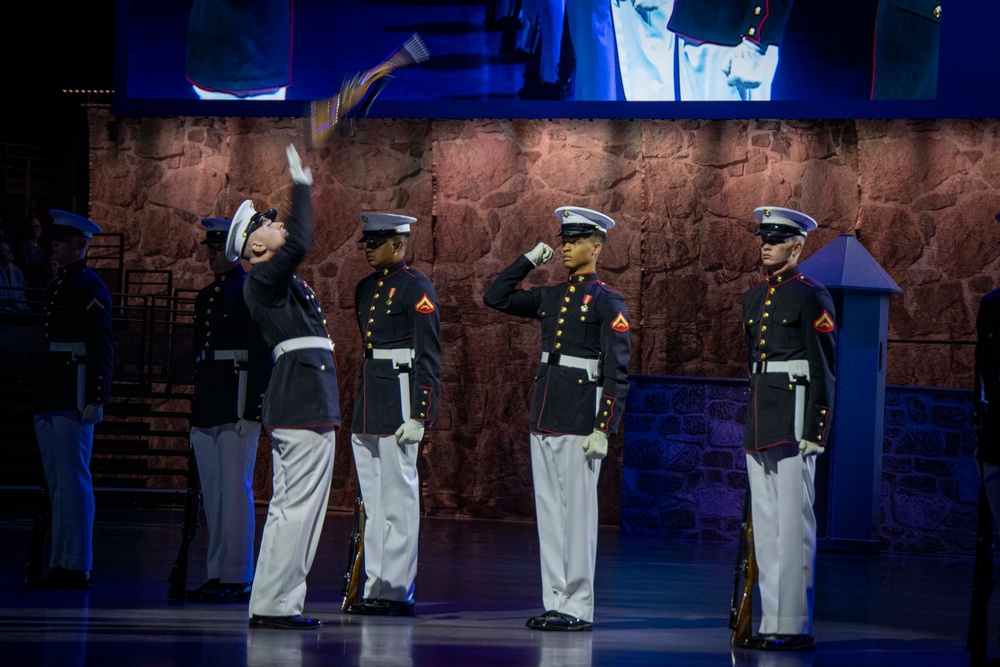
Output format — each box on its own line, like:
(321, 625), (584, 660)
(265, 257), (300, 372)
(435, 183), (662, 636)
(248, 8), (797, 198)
(668, 0), (795, 101)
(871, 0), (942, 100)
(185, 0), (292, 100)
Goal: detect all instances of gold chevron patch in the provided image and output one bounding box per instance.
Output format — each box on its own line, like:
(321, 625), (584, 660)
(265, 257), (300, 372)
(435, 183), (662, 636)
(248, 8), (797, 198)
(415, 294), (436, 314)
(813, 310), (835, 333)
(611, 311), (630, 332)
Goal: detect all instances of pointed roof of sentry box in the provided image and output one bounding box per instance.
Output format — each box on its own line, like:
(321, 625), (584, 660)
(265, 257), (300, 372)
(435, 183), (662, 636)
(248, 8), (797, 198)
(799, 234), (902, 294)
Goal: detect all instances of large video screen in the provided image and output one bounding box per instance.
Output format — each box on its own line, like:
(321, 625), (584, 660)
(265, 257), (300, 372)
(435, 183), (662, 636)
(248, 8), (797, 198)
(114, 1), (994, 120)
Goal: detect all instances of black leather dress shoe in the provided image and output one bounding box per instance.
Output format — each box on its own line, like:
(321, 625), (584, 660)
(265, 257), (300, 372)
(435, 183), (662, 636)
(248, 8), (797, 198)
(185, 578), (221, 601)
(249, 614), (322, 630)
(531, 611), (592, 632)
(741, 633), (814, 651)
(28, 568), (91, 590)
(344, 598), (416, 616)
(525, 610), (560, 629)
(201, 582), (252, 602)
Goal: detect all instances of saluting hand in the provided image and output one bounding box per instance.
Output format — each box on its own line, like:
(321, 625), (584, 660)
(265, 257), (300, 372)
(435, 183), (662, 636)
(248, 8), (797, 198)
(524, 242), (554, 267)
(798, 439), (825, 457)
(286, 144), (313, 186)
(582, 431), (608, 460)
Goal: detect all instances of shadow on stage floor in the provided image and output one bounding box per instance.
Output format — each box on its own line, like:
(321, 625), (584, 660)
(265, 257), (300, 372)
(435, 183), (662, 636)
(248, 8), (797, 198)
(0, 505), (987, 666)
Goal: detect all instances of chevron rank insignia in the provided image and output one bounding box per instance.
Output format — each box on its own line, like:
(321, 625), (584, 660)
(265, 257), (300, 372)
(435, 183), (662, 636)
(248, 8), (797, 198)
(813, 310), (835, 333)
(415, 294), (436, 313)
(611, 311), (630, 332)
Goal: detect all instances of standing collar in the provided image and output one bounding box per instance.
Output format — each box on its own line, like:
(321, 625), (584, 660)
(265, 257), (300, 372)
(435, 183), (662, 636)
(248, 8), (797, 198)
(58, 259), (87, 277)
(765, 264), (800, 287)
(216, 264), (247, 281)
(566, 272), (600, 285)
(372, 258), (407, 279)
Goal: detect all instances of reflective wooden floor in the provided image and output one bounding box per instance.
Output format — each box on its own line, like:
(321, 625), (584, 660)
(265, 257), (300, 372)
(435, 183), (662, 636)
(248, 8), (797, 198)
(0, 503), (990, 666)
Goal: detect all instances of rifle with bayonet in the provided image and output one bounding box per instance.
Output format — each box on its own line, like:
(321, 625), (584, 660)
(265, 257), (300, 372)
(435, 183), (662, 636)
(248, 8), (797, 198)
(166, 446), (202, 600)
(730, 480), (758, 647)
(341, 495), (366, 610)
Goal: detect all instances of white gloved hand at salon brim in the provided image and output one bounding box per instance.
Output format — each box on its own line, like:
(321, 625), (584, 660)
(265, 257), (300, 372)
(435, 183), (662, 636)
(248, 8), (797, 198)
(798, 439), (825, 457)
(524, 242), (554, 267)
(395, 419), (425, 446)
(582, 430), (609, 460)
(286, 144), (313, 185)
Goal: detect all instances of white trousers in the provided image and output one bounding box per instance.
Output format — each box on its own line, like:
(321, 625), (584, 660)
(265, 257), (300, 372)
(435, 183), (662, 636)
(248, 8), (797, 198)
(35, 411), (95, 571)
(678, 40), (779, 101)
(611, 0), (675, 100)
(530, 433), (601, 623)
(249, 428), (335, 617)
(351, 433), (420, 602)
(746, 443), (817, 635)
(191, 424), (260, 583)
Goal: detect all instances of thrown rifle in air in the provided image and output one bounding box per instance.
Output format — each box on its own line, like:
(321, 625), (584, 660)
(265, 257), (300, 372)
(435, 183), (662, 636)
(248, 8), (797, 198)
(309, 33), (430, 148)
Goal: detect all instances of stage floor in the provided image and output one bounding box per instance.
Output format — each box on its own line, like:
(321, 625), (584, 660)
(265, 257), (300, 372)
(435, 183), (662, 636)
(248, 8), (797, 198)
(0, 504), (989, 666)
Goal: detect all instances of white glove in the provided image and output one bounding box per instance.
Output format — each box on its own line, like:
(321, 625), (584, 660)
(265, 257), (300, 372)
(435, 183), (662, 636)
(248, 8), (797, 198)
(395, 419), (425, 446)
(80, 404), (104, 425)
(286, 144), (313, 186)
(799, 439), (825, 457)
(726, 39), (768, 100)
(524, 242), (554, 267)
(235, 419), (261, 438)
(581, 430), (608, 460)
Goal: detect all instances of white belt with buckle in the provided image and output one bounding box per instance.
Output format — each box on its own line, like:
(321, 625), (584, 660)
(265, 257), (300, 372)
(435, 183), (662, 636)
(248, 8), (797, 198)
(50, 341), (87, 359)
(541, 351), (600, 381)
(199, 349), (248, 362)
(273, 336), (335, 361)
(751, 359), (810, 380)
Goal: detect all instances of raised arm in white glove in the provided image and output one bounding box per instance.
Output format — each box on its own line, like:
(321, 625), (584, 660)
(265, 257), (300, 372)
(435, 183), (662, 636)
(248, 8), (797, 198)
(286, 144), (313, 186)
(581, 430), (608, 460)
(81, 404), (104, 425)
(799, 439), (825, 457)
(235, 419), (261, 438)
(524, 242), (554, 267)
(395, 419), (425, 446)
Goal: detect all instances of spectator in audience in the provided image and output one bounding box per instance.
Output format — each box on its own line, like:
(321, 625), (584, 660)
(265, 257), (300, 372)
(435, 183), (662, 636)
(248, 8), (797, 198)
(0, 241), (29, 312)
(17, 216), (51, 291)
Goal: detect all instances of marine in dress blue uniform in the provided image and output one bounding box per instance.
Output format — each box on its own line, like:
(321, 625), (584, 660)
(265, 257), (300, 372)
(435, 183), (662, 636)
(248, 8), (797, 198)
(343, 213), (441, 617)
(739, 206), (836, 652)
(29, 210), (114, 590)
(227, 145), (339, 630)
(667, 0), (795, 100)
(185, 217), (272, 603)
(974, 213), (1000, 548)
(484, 206), (632, 630)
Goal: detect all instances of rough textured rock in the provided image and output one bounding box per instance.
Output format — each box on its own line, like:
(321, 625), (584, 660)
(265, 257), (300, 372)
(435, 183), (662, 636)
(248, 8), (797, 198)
(86, 111), (999, 522)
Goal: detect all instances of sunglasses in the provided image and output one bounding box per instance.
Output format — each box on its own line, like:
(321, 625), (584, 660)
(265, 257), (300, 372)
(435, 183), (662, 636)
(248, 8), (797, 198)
(363, 237), (392, 250)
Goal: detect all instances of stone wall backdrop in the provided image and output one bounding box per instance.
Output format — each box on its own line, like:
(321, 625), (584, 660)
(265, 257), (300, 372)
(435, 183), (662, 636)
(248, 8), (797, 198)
(86, 110), (1000, 524)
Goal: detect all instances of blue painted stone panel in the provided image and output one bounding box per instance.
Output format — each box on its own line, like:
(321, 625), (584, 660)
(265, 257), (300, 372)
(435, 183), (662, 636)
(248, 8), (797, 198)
(622, 375), (978, 555)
